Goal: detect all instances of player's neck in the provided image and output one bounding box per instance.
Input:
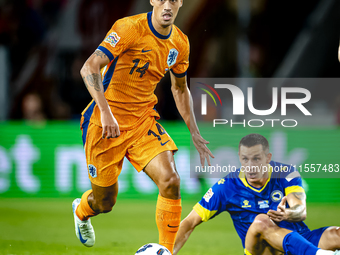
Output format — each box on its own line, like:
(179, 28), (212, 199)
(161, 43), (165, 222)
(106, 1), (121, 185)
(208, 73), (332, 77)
(246, 172), (269, 188)
(151, 14), (172, 36)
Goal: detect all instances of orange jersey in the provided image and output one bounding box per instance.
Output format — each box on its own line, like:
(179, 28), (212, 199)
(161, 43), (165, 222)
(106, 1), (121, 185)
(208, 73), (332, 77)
(82, 12), (190, 130)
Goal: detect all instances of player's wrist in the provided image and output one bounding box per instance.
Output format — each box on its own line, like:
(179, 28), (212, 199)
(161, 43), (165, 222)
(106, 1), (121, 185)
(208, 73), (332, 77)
(190, 130), (200, 138)
(98, 104), (111, 113)
(285, 210), (303, 222)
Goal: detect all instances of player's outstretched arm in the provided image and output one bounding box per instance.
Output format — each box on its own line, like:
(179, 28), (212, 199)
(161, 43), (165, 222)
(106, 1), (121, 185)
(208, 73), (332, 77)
(267, 192), (306, 222)
(173, 210), (203, 255)
(170, 73), (214, 166)
(285, 192), (306, 222)
(80, 50), (120, 139)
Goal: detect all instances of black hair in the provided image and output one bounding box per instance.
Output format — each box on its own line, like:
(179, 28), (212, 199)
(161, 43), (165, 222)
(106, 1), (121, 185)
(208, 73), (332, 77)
(239, 133), (269, 154)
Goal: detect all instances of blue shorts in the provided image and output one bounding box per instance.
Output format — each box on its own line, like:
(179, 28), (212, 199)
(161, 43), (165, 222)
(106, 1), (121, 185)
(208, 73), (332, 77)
(284, 227), (329, 255)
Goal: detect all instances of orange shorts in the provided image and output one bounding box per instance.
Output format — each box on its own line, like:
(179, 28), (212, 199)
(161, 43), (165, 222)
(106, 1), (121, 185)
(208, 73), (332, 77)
(81, 116), (178, 187)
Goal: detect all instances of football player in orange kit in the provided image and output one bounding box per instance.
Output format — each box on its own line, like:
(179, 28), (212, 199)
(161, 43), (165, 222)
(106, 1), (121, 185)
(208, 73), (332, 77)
(72, 0), (214, 253)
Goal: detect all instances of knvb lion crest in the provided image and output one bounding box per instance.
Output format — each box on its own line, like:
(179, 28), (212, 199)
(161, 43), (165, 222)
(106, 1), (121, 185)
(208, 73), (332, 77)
(88, 164), (97, 178)
(167, 48), (178, 67)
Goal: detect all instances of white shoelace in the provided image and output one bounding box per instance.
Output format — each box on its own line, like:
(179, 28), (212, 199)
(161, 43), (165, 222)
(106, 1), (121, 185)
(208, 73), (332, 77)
(79, 223), (91, 237)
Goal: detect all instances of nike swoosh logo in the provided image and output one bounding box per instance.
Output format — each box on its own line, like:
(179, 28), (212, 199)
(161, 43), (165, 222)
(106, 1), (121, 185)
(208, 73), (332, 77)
(78, 226), (88, 243)
(167, 224), (179, 228)
(161, 140), (170, 146)
(142, 49), (152, 53)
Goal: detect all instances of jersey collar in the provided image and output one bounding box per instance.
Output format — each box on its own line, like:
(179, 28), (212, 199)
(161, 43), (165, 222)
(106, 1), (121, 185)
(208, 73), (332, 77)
(147, 12), (172, 40)
(238, 164), (273, 193)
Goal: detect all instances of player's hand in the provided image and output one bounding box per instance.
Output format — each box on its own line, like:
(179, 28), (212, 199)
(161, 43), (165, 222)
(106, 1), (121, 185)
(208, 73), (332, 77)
(100, 109), (120, 139)
(267, 196), (287, 222)
(191, 132), (215, 166)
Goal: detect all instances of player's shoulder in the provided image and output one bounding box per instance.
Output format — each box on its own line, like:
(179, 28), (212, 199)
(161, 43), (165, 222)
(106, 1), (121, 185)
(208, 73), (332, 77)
(226, 169), (241, 179)
(213, 170), (240, 190)
(172, 25), (188, 40)
(172, 25), (189, 46)
(270, 161), (301, 180)
(209, 174), (240, 202)
(113, 13), (146, 32)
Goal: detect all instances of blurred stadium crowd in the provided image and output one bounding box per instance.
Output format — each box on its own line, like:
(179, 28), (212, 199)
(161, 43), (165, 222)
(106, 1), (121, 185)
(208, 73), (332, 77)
(0, 0), (339, 122)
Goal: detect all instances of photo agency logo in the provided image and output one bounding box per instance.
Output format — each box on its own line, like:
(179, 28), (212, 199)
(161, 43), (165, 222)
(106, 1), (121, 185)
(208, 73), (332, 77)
(198, 83), (312, 128)
(197, 82), (223, 114)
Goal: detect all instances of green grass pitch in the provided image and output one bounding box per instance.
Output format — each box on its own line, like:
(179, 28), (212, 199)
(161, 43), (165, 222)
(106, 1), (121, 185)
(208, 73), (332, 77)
(0, 198), (339, 255)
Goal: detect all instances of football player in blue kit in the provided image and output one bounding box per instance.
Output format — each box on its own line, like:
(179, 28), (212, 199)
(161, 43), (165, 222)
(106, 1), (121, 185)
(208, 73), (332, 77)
(173, 134), (340, 255)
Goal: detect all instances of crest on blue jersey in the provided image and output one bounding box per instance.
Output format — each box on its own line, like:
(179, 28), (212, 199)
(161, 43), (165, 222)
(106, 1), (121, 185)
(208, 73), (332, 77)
(167, 48), (178, 67)
(88, 164), (97, 178)
(270, 190), (283, 202)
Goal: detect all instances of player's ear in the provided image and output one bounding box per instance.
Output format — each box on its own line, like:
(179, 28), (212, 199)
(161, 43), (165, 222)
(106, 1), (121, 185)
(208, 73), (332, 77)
(266, 152), (272, 164)
(179, 0), (183, 7)
(150, 0), (154, 7)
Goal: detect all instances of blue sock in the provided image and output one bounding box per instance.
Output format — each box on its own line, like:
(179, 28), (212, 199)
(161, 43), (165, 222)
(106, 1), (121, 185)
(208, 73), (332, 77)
(282, 232), (319, 255)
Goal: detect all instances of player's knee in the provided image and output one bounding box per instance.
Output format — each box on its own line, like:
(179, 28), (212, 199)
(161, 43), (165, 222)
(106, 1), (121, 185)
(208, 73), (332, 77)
(94, 197), (116, 213)
(334, 227), (340, 242)
(321, 227), (340, 250)
(249, 214), (272, 235)
(159, 171), (180, 197)
(168, 172), (180, 189)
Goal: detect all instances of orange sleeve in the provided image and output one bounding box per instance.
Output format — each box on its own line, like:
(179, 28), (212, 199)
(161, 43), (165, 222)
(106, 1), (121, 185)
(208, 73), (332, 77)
(97, 18), (139, 61)
(171, 37), (189, 78)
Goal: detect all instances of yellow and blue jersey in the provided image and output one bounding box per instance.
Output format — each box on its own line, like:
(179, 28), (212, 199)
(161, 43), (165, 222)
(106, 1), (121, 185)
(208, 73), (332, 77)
(194, 161), (309, 248)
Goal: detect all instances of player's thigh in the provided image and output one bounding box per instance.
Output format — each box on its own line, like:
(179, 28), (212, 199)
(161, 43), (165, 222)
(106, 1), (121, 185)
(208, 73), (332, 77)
(127, 119), (179, 185)
(144, 150), (178, 185)
(245, 232), (283, 255)
(318, 226), (340, 250)
(144, 150), (180, 199)
(262, 246), (283, 255)
(245, 243), (282, 255)
(84, 122), (127, 187)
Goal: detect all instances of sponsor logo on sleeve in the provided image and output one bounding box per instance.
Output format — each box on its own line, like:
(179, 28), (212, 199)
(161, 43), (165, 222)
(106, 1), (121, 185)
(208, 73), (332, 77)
(203, 188), (214, 203)
(104, 32), (121, 47)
